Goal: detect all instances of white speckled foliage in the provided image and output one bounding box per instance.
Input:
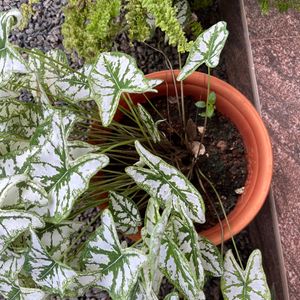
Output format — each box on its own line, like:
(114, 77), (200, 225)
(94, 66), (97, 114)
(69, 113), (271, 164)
(126, 141), (205, 223)
(0, 9), (28, 86)
(164, 292), (180, 300)
(89, 52), (162, 127)
(221, 250), (271, 300)
(177, 21), (229, 81)
(68, 141), (100, 161)
(80, 209), (146, 299)
(109, 191), (142, 234)
(0, 249), (25, 279)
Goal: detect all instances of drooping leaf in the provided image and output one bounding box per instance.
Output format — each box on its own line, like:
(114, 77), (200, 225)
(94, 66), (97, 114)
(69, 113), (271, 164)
(142, 197), (161, 246)
(198, 235), (223, 277)
(0, 174), (27, 201)
(38, 222), (82, 260)
(164, 292), (180, 300)
(126, 141), (205, 223)
(89, 52), (163, 127)
(68, 141), (100, 161)
(0, 210), (44, 254)
(0, 249), (25, 279)
(109, 191), (142, 234)
(25, 230), (77, 297)
(81, 209), (146, 299)
(177, 21), (229, 81)
(0, 9), (28, 86)
(221, 249), (271, 300)
(158, 236), (205, 300)
(172, 203), (205, 288)
(175, 0), (191, 28)
(0, 276), (47, 300)
(137, 103), (161, 143)
(29, 112), (109, 222)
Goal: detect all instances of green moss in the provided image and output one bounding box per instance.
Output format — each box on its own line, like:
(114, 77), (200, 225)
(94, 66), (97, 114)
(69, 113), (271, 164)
(62, 0), (121, 63)
(141, 0), (192, 52)
(19, 0), (40, 30)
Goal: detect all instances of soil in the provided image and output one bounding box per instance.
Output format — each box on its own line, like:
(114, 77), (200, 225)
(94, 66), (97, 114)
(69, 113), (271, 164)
(144, 95), (247, 230)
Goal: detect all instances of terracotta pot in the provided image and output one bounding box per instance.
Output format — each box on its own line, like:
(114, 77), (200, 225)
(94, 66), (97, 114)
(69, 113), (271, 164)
(125, 70), (273, 245)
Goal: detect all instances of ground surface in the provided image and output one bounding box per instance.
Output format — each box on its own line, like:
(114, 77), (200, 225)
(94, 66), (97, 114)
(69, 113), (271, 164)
(243, 0), (300, 298)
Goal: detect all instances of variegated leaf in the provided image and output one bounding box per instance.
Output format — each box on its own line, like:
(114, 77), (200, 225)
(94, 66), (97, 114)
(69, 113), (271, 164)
(164, 292), (180, 300)
(137, 103), (161, 143)
(158, 236), (205, 300)
(68, 141), (100, 160)
(198, 235), (223, 277)
(127, 279), (159, 300)
(177, 21), (229, 81)
(0, 147), (37, 178)
(142, 197), (161, 246)
(38, 222), (82, 260)
(175, 0), (191, 28)
(81, 209), (146, 299)
(0, 276), (47, 300)
(53, 64), (92, 101)
(0, 73), (26, 100)
(172, 204), (205, 288)
(89, 52), (163, 127)
(1, 180), (49, 217)
(126, 141), (205, 223)
(26, 230), (77, 296)
(0, 174), (27, 201)
(221, 249), (271, 300)
(0, 9), (28, 86)
(0, 210), (44, 254)
(109, 191), (142, 234)
(29, 112), (109, 222)
(0, 134), (29, 155)
(0, 249), (25, 279)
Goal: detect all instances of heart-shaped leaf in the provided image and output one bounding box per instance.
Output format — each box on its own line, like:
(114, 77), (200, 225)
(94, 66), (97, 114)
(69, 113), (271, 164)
(0, 9), (28, 86)
(198, 235), (223, 277)
(172, 204), (205, 288)
(221, 249), (271, 300)
(68, 141), (100, 161)
(25, 230), (77, 297)
(137, 103), (161, 143)
(126, 141), (205, 223)
(89, 52), (163, 127)
(38, 222), (82, 260)
(109, 191), (142, 234)
(177, 21), (228, 81)
(81, 209), (146, 299)
(29, 112), (109, 222)
(0, 249), (25, 279)
(0, 210), (44, 254)
(0, 276), (47, 300)
(158, 236), (205, 300)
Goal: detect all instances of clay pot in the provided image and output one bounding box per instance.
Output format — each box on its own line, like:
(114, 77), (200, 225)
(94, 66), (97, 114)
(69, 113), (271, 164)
(126, 70), (273, 245)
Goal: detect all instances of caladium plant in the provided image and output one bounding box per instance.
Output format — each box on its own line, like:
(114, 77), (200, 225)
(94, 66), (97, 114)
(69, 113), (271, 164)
(0, 7), (271, 300)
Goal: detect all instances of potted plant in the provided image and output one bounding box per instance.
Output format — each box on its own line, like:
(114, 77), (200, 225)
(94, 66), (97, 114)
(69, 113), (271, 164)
(0, 8), (272, 299)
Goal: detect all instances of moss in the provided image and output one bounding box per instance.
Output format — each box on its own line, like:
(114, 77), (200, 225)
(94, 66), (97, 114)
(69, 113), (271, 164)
(19, 0), (40, 30)
(61, 0), (121, 63)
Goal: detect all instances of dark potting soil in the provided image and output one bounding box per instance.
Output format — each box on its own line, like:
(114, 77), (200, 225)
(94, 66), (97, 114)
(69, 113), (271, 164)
(144, 95), (247, 230)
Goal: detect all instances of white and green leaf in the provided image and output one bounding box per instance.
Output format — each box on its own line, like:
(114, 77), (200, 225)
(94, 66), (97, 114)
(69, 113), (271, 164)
(175, 0), (191, 28)
(137, 103), (161, 143)
(0, 249), (25, 279)
(198, 235), (223, 277)
(25, 230), (77, 296)
(164, 292), (180, 300)
(109, 191), (142, 234)
(0, 9), (28, 86)
(0, 276), (47, 300)
(81, 209), (146, 299)
(126, 141), (205, 223)
(68, 140), (100, 161)
(38, 222), (82, 261)
(127, 279), (159, 300)
(0, 174), (27, 201)
(158, 236), (205, 300)
(177, 21), (229, 81)
(172, 204), (205, 288)
(221, 249), (271, 300)
(89, 52), (163, 127)
(0, 210), (44, 254)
